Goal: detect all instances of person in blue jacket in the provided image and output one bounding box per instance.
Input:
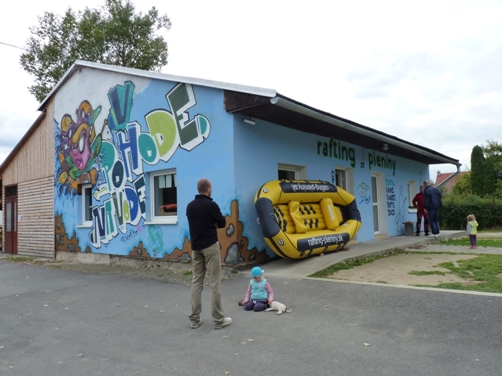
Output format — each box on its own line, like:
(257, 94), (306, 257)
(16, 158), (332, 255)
(423, 180), (443, 238)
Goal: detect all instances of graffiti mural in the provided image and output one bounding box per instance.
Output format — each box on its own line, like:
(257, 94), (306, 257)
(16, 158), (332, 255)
(394, 185), (408, 228)
(356, 182), (371, 205)
(56, 100), (104, 194)
(385, 179), (407, 232)
(54, 77), (266, 264)
(55, 81), (211, 249)
(162, 201), (268, 264)
(56, 201), (267, 264)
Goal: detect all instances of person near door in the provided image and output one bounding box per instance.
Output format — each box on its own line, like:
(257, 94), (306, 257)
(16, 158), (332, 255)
(412, 185), (429, 236)
(423, 180), (442, 237)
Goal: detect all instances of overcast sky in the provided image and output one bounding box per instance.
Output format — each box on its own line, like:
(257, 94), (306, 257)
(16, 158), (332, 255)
(1, 0), (501, 179)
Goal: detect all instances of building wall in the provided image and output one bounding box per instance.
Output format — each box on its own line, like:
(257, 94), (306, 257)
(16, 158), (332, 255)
(53, 68), (265, 264)
(2, 103), (54, 182)
(51, 66), (431, 264)
(1, 101), (55, 257)
(18, 176), (54, 258)
(232, 117), (430, 256)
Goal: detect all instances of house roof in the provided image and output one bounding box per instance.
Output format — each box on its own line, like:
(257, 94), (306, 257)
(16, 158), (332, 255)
(0, 112), (46, 176)
(435, 172), (455, 186)
(436, 171), (468, 192)
(2, 60), (460, 174)
(224, 91), (460, 166)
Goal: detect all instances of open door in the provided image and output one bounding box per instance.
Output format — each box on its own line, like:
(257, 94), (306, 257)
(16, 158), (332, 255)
(4, 185), (18, 254)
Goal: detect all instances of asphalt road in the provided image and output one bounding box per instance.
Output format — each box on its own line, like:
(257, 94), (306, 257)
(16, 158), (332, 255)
(1, 259), (501, 376)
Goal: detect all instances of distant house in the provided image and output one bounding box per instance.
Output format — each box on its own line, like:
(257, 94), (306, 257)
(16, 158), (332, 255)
(435, 170), (468, 193)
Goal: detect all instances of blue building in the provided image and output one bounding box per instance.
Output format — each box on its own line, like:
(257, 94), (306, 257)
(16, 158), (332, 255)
(0, 61), (459, 264)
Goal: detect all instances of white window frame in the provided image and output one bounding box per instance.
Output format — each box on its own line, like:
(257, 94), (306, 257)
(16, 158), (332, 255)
(278, 163), (306, 180)
(407, 180), (418, 213)
(149, 169), (178, 224)
(80, 184), (93, 227)
(334, 167), (355, 194)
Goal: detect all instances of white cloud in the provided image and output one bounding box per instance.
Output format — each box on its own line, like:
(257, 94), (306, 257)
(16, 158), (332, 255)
(2, 0), (502, 177)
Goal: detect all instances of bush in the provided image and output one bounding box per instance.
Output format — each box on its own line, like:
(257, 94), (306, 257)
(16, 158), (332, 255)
(440, 195), (502, 230)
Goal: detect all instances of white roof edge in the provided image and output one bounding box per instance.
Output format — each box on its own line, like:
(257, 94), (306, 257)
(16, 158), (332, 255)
(38, 60), (277, 111)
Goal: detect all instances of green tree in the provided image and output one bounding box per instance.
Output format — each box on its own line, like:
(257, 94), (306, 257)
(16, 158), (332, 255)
(482, 140), (502, 186)
(20, 0), (171, 102)
(470, 145), (485, 196)
(482, 139), (502, 160)
(450, 172), (471, 197)
(483, 157), (497, 196)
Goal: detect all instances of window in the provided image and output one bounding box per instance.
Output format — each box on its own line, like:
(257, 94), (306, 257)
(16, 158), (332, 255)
(407, 180), (418, 210)
(334, 169), (346, 189)
(82, 184), (93, 226)
(333, 167), (354, 194)
(278, 164), (306, 180)
(151, 170), (177, 223)
(5, 185), (17, 197)
(278, 169), (296, 180)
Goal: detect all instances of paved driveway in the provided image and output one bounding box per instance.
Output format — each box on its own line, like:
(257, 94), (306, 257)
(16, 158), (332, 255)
(1, 259), (501, 376)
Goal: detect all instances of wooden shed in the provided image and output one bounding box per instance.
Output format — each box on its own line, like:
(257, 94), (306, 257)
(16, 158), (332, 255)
(0, 101), (55, 258)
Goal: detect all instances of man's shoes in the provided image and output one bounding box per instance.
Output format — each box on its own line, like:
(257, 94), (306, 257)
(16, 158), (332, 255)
(415, 232), (420, 236)
(214, 317), (232, 329)
(191, 319), (203, 329)
(424, 233), (429, 236)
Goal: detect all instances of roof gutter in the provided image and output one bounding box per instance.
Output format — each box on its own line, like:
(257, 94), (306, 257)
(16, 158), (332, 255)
(270, 96), (461, 167)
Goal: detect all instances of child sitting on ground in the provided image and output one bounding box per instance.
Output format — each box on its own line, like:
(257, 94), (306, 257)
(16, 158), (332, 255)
(466, 214), (478, 249)
(241, 267), (274, 312)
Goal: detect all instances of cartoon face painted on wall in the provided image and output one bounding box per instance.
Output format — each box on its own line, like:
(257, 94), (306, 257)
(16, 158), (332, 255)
(70, 123), (92, 170)
(60, 115), (77, 158)
(77, 100), (99, 127)
(56, 100), (103, 192)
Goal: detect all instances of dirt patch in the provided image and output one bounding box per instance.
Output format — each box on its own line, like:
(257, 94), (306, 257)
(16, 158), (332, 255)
(329, 253), (478, 286)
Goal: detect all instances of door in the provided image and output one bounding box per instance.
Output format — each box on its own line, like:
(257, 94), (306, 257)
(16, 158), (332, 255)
(371, 175), (380, 235)
(4, 186), (18, 254)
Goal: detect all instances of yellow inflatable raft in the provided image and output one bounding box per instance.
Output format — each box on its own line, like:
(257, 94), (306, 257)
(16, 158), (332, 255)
(255, 180), (362, 259)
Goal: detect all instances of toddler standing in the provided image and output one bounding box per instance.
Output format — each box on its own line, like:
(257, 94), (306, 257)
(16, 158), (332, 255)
(466, 214), (478, 249)
(242, 267), (274, 312)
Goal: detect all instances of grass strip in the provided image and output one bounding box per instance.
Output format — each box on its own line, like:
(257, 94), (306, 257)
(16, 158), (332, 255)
(309, 249), (405, 278)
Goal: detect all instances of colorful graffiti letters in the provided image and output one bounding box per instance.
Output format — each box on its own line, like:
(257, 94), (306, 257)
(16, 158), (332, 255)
(56, 80), (213, 252)
(166, 83), (210, 151)
(107, 81), (135, 131)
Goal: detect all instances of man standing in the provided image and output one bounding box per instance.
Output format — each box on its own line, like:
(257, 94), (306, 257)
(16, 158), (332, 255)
(412, 185), (429, 236)
(423, 180), (442, 238)
(186, 178), (232, 329)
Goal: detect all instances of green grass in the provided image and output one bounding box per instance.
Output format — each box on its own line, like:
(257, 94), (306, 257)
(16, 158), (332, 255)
(309, 249), (405, 278)
(408, 270), (446, 276)
(310, 249), (502, 293)
(440, 238), (502, 247)
(426, 254), (502, 293)
(6, 256), (36, 263)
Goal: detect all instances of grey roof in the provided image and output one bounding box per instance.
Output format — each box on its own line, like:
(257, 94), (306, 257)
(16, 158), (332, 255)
(25, 60), (458, 168)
